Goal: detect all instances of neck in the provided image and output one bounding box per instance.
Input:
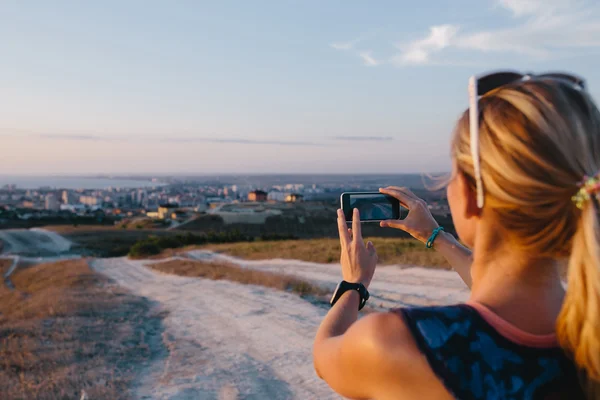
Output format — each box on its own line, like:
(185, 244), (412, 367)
(468, 220), (565, 334)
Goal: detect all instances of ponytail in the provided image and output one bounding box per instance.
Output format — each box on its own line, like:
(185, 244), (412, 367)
(557, 201), (600, 394)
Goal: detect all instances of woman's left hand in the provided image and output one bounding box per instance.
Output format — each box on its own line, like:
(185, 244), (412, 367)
(337, 208), (378, 289)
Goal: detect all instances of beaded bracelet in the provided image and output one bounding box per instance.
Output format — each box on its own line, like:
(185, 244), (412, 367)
(426, 227), (445, 249)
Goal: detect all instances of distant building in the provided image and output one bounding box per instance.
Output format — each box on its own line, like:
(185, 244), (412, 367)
(80, 196), (101, 207)
(21, 200), (35, 209)
(146, 211), (160, 219)
(285, 193), (304, 203)
(45, 193), (60, 211)
(158, 203), (179, 220)
(267, 191), (287, 202)
(248, 190), (268, 202)
(268, 191), (304, 202)
(284, 184), (304, 192)
(171, 210), (190, 221)
(137, 189), (148, 206)
(62, 190), (78, 205)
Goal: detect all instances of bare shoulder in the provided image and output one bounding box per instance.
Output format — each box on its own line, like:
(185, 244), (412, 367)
(352, 310), (453, 399)
(352, 310), (423, 367)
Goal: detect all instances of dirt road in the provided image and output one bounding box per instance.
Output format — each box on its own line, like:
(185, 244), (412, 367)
(91, 257), (341, 399)
(91, 253), (469, 399)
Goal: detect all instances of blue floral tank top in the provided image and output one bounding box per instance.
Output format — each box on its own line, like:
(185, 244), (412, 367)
(399, 304), (584, 399)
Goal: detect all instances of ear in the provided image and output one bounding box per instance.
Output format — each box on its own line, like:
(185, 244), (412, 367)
(457, 172), (481, 219)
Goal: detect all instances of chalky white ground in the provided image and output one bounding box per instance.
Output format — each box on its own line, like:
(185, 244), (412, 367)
(91, 253), (469, 399)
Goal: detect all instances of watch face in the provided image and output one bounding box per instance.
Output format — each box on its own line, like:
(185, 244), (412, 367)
(330, 281), (343, 305)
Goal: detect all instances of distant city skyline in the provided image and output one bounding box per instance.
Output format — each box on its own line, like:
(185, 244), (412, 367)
(2, 0), (600, 174)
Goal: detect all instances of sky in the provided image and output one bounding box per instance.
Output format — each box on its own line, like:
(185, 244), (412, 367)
(2, 0), (600, 175)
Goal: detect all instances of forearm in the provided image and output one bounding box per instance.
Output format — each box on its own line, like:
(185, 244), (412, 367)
(313, 290), (361, 379)
(434, 231), (473, 288)
(315, 291), (360, 341)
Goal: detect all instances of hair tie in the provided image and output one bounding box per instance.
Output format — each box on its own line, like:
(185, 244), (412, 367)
(572, 173), (600, 209)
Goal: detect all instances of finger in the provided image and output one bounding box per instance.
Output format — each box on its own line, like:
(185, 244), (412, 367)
(352, 208), (362, 242)
(379, 187), (417, 209)
(385, 186), (420, 200)
(380, 219), (409, 231)
(366, 241), (376, 255)
(337, 209), (351, 247)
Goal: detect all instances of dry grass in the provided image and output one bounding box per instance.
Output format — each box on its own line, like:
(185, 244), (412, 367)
(0, 259), (165, 399)
(200, 238), (450, 268)
(0, 258), (13, 276)
(47, 225), (449, 268)
(148, 259), (329, 298)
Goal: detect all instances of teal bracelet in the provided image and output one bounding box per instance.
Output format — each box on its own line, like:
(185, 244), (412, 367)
(426, 227), (444, 248)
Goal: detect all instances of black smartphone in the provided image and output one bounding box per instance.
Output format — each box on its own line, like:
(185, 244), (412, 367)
(340, 192), (406, 222)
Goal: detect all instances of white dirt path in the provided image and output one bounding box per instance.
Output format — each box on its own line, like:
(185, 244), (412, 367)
(91, 257), (342, 400)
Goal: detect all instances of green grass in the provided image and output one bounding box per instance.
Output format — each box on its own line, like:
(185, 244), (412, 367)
(201, 238), (450, 268)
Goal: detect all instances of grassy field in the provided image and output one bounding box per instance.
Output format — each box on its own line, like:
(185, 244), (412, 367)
(46, 226), (450, 268)
(200, 238), (450, 268)
(148, 259), (329, 298)
(0, 259), (165, 399)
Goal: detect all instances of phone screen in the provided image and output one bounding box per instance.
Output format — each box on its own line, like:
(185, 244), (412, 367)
(341, 192), (402, 222)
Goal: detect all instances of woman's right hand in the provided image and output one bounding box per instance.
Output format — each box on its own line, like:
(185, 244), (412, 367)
(379, 187), (440, 243)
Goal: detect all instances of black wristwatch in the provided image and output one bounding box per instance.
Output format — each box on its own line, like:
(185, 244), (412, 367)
(330, 281), (370, 310)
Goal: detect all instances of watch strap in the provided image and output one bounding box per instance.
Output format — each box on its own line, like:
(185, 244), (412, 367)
(330, 281), (370, 310)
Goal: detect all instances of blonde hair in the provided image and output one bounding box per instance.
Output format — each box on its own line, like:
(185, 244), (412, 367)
(452, 79), (600, 392)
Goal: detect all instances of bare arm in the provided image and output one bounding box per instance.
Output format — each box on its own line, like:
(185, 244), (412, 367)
(433, 230), (473, 288)
(314, 303), (410, 399)
(379, 187), (473, 288)
(314, 291), (360, 362)
(313, 210), (386, 398)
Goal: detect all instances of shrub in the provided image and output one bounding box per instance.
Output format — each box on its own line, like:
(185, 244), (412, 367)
(129, 241), (161, 258)
(127, 231), (254, 258)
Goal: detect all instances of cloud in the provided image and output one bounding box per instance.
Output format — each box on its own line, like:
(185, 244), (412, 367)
(330, 41), (356, 51)
(167, 138), (322, 146)
(337, 0), (600, 66)
(358, 51), (382, 66)
(496, 0), (577, 17)
(334, 136), (394, 141)
(33, 133), (116, 141)
(393, 25), (459, 65)
(330, 32), (377, 51)
(0, 131), (323, 147)
(330, 36), (364, 51)
(331, 33), (385, 67)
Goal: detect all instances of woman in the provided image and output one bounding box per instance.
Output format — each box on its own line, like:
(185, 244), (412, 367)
(313, 72), (600, 399)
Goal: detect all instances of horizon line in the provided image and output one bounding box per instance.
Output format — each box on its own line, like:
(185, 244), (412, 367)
(0, 172), (450, 177)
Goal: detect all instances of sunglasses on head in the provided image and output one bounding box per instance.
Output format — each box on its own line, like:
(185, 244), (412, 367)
(468, 70), (587, 208)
